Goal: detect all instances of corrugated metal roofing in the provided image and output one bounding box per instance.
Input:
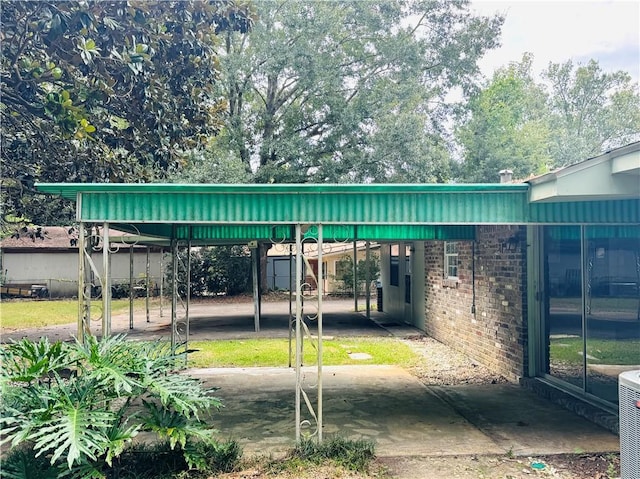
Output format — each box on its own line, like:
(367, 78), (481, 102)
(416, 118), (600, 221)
(529, 199), (639, 224)
(36, 183), (529, 226)
(35, 181), (638, 242)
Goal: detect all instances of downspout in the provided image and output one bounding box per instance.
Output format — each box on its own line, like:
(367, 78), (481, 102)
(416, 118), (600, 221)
(471, 240), (476, 315)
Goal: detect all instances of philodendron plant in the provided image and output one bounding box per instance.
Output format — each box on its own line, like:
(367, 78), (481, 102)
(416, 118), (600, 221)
(0, 334), (222, 478)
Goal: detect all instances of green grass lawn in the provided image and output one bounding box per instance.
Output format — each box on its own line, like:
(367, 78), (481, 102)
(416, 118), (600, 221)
(188, 337), (419, 368)
(550, 337), (640, 365)
(0, 299), (157, 329)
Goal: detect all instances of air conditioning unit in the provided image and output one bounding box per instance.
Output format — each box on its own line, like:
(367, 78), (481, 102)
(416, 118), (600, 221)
(619, 370), (640, 479)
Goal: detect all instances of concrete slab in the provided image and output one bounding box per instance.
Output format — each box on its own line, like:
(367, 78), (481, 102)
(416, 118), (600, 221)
(429, 384), (620, 456)
(188, 365), (503, 456)
(186, 365), (620, 458)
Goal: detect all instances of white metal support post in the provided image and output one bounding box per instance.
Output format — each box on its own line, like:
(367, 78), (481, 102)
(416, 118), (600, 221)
(77, 222), (89, 343)
(353, 241), (358, 312)
(252, 245), (260, 332)
(317, 224), (323, 442)
(102, 223), (111, 337)
(294, 224), (324, 443)
(365, 240), (371, 319)
(129, 245), (134, 329)
(171, 237), (178, 351)
(185, 237), (191, 357)
(295, 224), (303, 441)
(146, 246), (150, 323)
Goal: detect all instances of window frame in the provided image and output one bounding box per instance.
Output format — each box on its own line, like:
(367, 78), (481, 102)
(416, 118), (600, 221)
(444, 241), (459, 280)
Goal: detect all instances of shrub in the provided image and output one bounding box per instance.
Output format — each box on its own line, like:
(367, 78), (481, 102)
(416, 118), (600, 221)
(0, 335), (224, 477)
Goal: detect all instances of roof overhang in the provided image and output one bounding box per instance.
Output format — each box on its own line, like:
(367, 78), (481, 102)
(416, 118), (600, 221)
(528, 142), (640, 203)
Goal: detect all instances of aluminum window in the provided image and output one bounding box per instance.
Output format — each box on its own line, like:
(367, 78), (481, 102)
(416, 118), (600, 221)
(444, 241), (459, 279)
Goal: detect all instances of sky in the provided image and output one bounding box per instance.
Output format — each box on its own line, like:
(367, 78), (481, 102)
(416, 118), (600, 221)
(470, 0), (640, 83)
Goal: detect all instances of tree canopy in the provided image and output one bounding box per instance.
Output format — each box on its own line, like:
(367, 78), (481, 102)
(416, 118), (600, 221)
(214, 0), (503, 183)
(457, 56), (640, 182)
(1, 0), (253, 228)
(457, 55), (552, 182)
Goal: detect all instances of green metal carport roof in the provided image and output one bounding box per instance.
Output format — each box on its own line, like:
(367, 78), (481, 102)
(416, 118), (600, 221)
(35, 183), (529, 242)
(34, 181), (639, 244)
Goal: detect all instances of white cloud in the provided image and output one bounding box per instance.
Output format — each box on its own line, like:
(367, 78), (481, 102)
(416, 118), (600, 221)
(471, 0), (640, 81)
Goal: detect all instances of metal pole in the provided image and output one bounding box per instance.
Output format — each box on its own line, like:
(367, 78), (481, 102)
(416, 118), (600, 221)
(353, 241), (358, 312)
(317, 225), (324, 443)
(252, 246), (260, 332)
(289, 244), (293, 368)
(146, 246), (150, 322)
(295, 224), (303, 442)
(171, 239), (177, 351)
(102, 223), (111, 337)
(77, 222), (86, 343)
(186, 237), (191, 356)
(365, 241), (371, 320)
(160, 250), (164, 318)
(129, 245), (134, 329)
(580, 225), (588, 392)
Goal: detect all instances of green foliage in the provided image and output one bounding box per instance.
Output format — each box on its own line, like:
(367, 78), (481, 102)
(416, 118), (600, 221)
(2, 438), (242, 479)
(1, 1), (254, 227)
(457, 56), (640, 181)
(216, 0), (503, 183)
(1, 445), (62, 479)
(333, 254), (380, 295)
(544, 59), (640, 166)
(168, 145), (250, 184)
(164, 246), (252, 298)
(203, 246), (252, 296)
(0, 335), (223, 476)
(457, 54), (552, 182)
(289, 437), (376, 473)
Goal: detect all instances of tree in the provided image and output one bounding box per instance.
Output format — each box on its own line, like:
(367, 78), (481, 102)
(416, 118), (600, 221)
(333, 253), (380, 296)
(543, 59), (640, 166)
(1, 1), (253, 228)
(215, 0), (503, 183)
(203, 245), (252, 296)
(456, 54), (552, 182)
(457, 57), (640, 182)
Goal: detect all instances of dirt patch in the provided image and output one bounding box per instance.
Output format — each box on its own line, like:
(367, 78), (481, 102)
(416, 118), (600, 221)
(379, 452), (620, 479)
(192, 452), (621, 478)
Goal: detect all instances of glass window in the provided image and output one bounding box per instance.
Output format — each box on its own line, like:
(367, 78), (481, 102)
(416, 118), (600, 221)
(542, 225), (640, 405)
(390, 244), (399, 286)
(444, 242), (459, 279)
(544, 226), (583, 390)
(585, 227), (640, 403)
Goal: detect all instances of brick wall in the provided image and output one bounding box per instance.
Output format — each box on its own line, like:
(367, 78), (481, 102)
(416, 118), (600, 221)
(423, 225), (527, 381)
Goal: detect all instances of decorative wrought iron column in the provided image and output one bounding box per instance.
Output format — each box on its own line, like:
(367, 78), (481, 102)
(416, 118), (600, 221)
(102, 223), (111, 337)
(170, 236), (191, 355)
(76, 222), (91, 343)
(295, 224), (324, 443)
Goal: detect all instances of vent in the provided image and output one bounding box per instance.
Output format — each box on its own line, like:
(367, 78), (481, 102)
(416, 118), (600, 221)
(619, 370), (640, 479)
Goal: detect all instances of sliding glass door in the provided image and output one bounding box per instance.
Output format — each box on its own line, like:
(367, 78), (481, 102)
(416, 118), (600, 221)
(543, 226), (640, 404)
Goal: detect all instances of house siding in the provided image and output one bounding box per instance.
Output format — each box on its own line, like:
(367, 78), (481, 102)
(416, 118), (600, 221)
(423, 225), (528, 381)
(1, 250), (163, 297)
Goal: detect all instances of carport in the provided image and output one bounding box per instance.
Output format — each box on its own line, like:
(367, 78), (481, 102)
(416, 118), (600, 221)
(35, 182), (531, 442)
